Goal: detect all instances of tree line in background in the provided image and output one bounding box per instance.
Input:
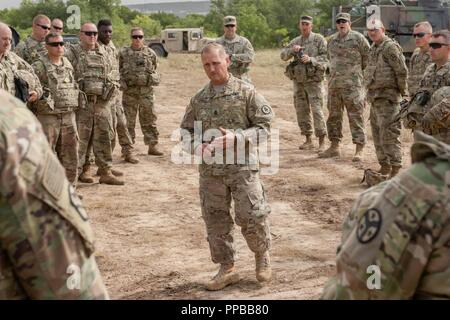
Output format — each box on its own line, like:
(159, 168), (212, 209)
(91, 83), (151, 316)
(0, 0), (357, 48)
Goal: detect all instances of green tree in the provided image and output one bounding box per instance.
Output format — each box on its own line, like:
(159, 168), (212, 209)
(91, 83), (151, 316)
(149, 12), (179, 28)
(314, 0), (358, 29)
(234, 4), (271, 49)
(130, 14), (161, 37)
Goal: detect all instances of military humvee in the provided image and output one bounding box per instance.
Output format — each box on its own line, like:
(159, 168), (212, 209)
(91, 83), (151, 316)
(146, 28), (212, 57)
(329, 0), (450, 60)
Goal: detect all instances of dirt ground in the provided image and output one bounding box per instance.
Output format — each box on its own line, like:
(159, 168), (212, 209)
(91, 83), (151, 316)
(78, 50), (413, 300)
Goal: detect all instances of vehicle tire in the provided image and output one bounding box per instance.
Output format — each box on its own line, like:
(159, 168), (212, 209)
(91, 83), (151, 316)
(150, 44), (168, 58)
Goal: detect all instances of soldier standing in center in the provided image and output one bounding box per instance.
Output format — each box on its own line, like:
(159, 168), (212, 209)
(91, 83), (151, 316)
(281, 15), (328, 150)
(365, 20), (408, 178)
(119, 27), (163, 156)
(216, 16), (255, 84)
(320, 13), (370, 161)
(408, 21), (433, 97)
(65, 22), (124, 185)
(97, 19), (139, 164)
(32, 33), (80, 186)
(14, 14), (51, 65)
(181, 43), (273, 291)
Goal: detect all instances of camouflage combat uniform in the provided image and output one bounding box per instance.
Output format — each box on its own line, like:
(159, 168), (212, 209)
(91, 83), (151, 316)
(14, 36), (47, 65)
(365, 35), (408, 168)
(0, 90), (109, 299)
(421, 86), (450, 144)
(322, 132), (450, 299)
(216, 35), (255, 83)
(119, 45), (160, 147)
(281, 32), (328, 138)
(98, 41), (135, 157)
(180, 75), (273, 265)
(327, 30), (370, 145)
(414, 60), (450, 143)
(65, 43), (116, 174)
(0, 51), (42, 98)
(32, 53), (80, 185)
(408, 48), (432, 96)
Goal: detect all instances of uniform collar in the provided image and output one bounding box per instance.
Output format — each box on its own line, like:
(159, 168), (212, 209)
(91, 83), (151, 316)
(205, 74), (238, 97)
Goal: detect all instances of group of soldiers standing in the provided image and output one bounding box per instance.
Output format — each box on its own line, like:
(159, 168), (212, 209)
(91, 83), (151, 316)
(281, 13), (450, 182)
(0, 14), (162, 188)
(0, 10), (449, 299)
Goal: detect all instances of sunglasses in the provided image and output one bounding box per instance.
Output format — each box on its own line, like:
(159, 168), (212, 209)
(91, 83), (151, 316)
(225, 25), (235, 28)
(132, 35), (144, 39)
(52, 25), (63, 31)
(82, 31), (98, 37)
(336, 19), (348, 24)
(429, 42), (446, 49)
(47, 41), (65, 47)
(37, 24), (51, 30)
(413, 32), (428, 38)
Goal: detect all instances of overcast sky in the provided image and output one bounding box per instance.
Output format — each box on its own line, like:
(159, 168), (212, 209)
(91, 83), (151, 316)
(0, 0), (207, 10)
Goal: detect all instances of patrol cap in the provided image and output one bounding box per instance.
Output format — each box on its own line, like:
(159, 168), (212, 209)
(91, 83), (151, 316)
(429, 30), (450, 45)
(300, 15), (313, 23)
(223, 16), (236, 26)
(335, 12), (351, 22)
(367, 19), (385, 30)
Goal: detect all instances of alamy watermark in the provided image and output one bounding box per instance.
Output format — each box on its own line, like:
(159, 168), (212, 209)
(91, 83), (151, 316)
(366, 265), (381, 290)
(171, 122), (279, 175)
(66, 5), (81, 30)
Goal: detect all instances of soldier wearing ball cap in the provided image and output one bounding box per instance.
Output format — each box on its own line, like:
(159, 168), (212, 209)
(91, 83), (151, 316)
(365, 19), (408, 178)
(321, 11), (370, 161)
(216, 15), (255, 83)
(281, 14), (328, 151)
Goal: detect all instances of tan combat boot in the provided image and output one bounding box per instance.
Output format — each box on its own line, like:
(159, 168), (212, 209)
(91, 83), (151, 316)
(318, 140), (340, 158)
(96, 168), (123, 177)
(299, 135), (314, 150)
(79, 164), (94, 183)
(255, 251), (272, 282)
(148, 144), (164, 156)
(98, 168), (125, 185)
(378, 164), (391, 176)
(318, 135), (326, 152)
(124, 153), (139, 164)
(205, 263), (240, 291)
(390, 165), (401, 178)
(352, 144), (364, 162)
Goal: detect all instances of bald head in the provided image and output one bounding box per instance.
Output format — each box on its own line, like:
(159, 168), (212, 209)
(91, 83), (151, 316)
(51, 18), (64, 35)
(201, 42), (228, 58)
(79, 22), (98, 49)
(0, 22), (12, 56)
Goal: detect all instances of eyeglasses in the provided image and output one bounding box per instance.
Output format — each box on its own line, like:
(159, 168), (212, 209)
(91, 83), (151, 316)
(336, 19), (348, 24)
(37, 24), (51, 30)
(52, 25), (63, 31)
(132, 35), (144, 39)
(413, 32), (428, 38)
(225, 25), (236, 28)
(47, 42), (65, 47)
(82, 31), (98, 37)
(429, 42), (446, 49)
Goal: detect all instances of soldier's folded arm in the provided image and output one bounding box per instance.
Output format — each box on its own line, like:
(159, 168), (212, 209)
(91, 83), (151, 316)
(232, 40), (255, 64)
(360, 36), (370, 71)
(385, 43), (408, 95)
